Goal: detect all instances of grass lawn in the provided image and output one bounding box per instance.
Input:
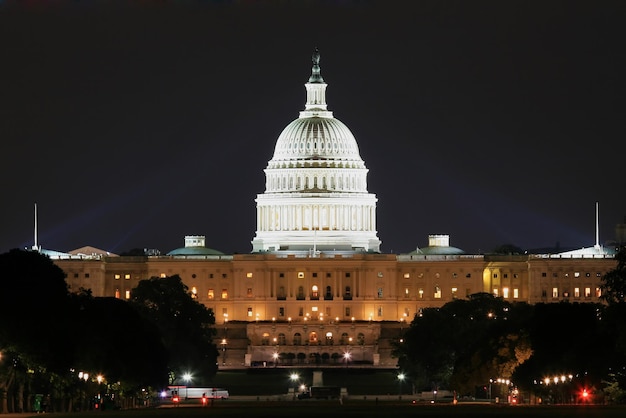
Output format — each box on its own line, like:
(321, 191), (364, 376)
(27, 401), (626, 418)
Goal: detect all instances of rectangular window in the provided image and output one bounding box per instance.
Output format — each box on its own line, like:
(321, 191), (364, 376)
(209, 273), (214, 278)
(312, 272), (318, 278)
(466, 273), (472, 278)
(542, 272), (547, 277)
(298, 272), (305, 279)
(503, 273), (508, 279)
(74, 273), (79, 278)
(124, 274), (131, 280)
(125, 290), (131, 299)
(246, 272), (253, 278)
(502, 287), (509, 298)
(222, 307), (227, 316)
(221, 289), (228, 299)
(493, 273), (498, 279)
(403, 273), (410, 279)
(419, 288), (424, 299)
(247, 288), (253, 297)
(574, 287), (580, 298)
(574, 272), (580, 278)
(596, 287), (602, 298)
(279, 272), (284, 278)
(84, 273), (89, 279)
(222, 273), (227, 278)
(279, 307), (285, 317)
(326, 273), (331, 278)
(404, 288), (410, 297)
(299, 307), (304, 317)
(208, 289), (214, 299)
(434, 286), (441, 299)
(493, 288), (499, 297)
(345, 307), (351, 317)
(585, 287), (592, 297)
(513, 288), (519, 299)
(513, 273), (518, 279)
(345, 272), (351, 278)
(542, 289), (547, 298)
(114, 274), (120, 280)
(377, 287), (383, 298)
(377, 306), (383, 317)
(552, 287), (559, 298)
(247, 307), (253, 317)
(451, 287), (458, 299)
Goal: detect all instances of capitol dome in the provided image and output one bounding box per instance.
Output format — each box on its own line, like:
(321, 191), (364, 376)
(252, 49), (381, 253)
(269, 117), (365, 169)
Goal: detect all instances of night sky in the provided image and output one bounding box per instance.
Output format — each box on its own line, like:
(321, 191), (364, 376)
(1, 0), (625, 256)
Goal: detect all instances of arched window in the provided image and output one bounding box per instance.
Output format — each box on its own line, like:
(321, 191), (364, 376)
(311, 285), (319, 300)
(325, 285), (332, 300)
(278, 333), (286, 345)
(262, 333), (270, 345)
(297, 286), (305, 300)
(293, 333), (302, 346)
(344, 286), (352, 300)
(340, 332), (349, 345)
(357, 333), (365, 345)
(325, 331), (333, 345)
(309, 332), (318, 345)
(278, 286), (286, 300)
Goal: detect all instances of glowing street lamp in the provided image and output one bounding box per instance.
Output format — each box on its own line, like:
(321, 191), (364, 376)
(182, 372), (192, 399)
(343, 352), (351, 368)
(290, 373), (299, 399)
(397, 372), (405, 397)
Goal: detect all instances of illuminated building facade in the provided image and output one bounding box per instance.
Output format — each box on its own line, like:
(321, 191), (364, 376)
(49, 51), (617, 370)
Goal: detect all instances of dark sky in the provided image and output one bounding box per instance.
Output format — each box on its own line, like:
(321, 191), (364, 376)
(1, 0), (625, 255)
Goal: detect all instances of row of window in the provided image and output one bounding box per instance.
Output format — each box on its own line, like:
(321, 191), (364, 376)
(542, 287), (601, 299)
(540, 272), (602, 278)
(259, 331), (366, 346)
(84, 270), (607, 281)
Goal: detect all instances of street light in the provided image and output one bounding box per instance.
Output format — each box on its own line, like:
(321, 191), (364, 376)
(343, 352), (351, 368)
(221, 338), (227, 366)
(182, 372), (192, 399)
(290, 373), (299, 399)
(397, 372), (405, 398)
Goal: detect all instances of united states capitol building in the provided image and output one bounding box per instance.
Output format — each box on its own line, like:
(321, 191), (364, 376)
(46, 50), (620, 370)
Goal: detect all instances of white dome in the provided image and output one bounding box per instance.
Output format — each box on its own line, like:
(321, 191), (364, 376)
(269, 117), (365, 168)
(252, 49), (381, 253)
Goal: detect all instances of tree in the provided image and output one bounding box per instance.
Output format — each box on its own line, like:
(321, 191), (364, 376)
(129, 275), (218, 386)
(0, 249), (75, 413)
(600, 248), (626, 304)
(393, 293), (533, 397)
(72, 294), (169, 392)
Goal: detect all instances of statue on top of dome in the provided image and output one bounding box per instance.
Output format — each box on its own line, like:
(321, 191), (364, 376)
(312, 47), (320, 66)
